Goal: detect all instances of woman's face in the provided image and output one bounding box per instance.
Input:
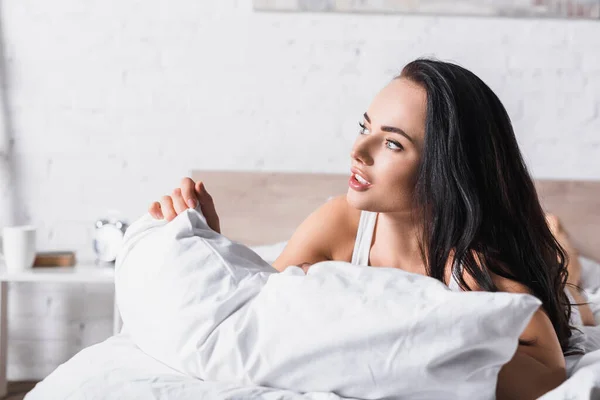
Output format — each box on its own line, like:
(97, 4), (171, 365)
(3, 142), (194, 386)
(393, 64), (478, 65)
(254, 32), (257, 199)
(347, 78), (427, 214)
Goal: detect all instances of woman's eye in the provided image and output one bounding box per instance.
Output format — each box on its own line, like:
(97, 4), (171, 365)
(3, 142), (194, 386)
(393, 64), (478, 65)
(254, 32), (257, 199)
(386, 140), (403, 151)
(358, 122), (370, 135)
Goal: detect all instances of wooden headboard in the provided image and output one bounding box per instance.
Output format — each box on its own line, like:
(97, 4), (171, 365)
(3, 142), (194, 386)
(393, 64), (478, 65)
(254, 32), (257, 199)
(191, 170), (600, 261)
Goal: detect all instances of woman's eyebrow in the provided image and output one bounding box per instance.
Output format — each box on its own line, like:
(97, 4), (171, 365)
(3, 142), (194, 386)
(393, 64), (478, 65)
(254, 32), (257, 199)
(363, 112), (414, 144)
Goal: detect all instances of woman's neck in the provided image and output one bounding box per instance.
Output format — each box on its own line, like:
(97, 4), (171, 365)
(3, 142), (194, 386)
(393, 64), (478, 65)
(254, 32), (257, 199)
(370, 210), (425, 272)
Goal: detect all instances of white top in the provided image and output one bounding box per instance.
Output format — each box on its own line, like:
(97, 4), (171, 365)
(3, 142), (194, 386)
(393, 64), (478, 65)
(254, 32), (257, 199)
(350, 211), (378, 267)
(350, 210), (461, 291)
(0, 261), (115, 283)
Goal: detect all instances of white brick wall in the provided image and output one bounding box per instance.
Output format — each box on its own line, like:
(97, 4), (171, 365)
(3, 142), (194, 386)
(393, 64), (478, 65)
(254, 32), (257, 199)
(1, 0), (599, 380)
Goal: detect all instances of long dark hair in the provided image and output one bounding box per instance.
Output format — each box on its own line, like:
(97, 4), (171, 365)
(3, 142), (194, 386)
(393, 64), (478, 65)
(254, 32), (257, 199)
(399, 58), (579, 355)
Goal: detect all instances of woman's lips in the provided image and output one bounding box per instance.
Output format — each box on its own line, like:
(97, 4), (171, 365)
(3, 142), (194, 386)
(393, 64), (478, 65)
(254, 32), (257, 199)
(351, 167), (371, 183)
(349, 173), (372, 191)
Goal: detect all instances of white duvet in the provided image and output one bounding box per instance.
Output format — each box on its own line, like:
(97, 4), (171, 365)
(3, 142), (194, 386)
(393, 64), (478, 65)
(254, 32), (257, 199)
(25, 208), (600, 400)
(23, 327), (600, 400)
(26, 331), (345, 400)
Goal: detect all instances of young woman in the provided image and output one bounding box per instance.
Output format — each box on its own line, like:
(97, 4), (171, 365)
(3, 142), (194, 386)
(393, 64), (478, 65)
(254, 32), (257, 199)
(148, 58), (594, 399)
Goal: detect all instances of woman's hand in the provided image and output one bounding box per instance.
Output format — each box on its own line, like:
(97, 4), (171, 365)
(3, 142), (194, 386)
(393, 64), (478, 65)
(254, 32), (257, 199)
(148, 177), (221, 233)
(297, 262), (312, 274)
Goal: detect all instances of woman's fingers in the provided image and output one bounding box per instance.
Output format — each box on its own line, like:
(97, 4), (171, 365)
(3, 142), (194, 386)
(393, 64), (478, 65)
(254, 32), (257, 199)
(149, 178), (219, 226)
(298, 262), (312, 274)
(195, 181), (221, 233)
(148, 202), (163, 219)
(159, 195), (177, 221)
(181, 177), (198, 209)
(171, 188), (188, 215)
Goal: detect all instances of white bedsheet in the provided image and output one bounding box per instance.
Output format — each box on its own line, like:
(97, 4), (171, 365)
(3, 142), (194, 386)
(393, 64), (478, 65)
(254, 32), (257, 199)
(22, 327), (600, 400)
(25, 245), (600, 399)
(25, 331), (346, 400)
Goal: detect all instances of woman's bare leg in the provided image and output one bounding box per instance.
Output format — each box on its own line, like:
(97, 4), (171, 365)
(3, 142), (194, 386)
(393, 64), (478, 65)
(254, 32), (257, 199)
(546, 214), (596, 326)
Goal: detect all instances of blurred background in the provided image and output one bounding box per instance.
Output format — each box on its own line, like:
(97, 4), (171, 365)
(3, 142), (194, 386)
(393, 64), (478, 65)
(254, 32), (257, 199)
(0, 0), (598, 384)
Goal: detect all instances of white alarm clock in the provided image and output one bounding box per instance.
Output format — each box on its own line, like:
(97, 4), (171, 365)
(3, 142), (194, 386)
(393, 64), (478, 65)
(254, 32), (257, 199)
(93, 217), (128, 264)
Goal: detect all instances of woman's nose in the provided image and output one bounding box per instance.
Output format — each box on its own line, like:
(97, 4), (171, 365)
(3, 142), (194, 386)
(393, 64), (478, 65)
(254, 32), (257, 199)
(351, 142), (374, 166)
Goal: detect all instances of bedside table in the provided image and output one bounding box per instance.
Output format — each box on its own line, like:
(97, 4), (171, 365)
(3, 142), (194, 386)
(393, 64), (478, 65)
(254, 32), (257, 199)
(0, 262), (120, 397)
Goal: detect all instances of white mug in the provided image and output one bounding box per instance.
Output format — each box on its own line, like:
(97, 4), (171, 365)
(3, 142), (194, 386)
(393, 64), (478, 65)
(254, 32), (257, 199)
(0, 225), (37, 273)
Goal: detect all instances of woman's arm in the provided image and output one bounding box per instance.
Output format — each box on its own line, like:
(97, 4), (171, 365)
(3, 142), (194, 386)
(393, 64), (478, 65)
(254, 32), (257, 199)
(494, 278), (567, 399)
(496, 348), (566, 400)
(272, 195), (354, 272)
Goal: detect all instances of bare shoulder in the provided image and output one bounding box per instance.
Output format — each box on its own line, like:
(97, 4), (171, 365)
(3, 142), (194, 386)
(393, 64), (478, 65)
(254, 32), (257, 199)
(325, 194), (362, 229)
(272, 195), (360, 271)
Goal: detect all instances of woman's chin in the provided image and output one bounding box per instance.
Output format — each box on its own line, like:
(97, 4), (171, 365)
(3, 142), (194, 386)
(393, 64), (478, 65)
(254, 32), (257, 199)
(346, 190), (375, 211)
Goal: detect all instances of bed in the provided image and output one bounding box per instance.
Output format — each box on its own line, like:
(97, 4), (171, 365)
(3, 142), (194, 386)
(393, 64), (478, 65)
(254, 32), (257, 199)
(25, 171), (600, 400)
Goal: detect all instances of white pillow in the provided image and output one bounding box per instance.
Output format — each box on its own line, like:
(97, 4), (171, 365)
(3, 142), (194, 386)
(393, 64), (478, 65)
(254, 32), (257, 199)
(577, 256), (600, 326)
(116, 208), (541, 400)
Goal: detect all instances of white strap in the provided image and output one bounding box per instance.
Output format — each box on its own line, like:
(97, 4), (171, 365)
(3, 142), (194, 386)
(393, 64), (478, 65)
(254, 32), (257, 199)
(351, 211), (377, 266)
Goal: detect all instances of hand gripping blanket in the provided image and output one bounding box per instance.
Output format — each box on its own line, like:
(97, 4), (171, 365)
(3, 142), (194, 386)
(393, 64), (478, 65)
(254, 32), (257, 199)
(115, 207), (541, 400)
